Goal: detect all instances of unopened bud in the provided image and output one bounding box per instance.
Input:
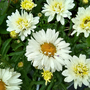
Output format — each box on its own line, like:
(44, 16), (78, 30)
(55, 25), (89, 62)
(17, 40), (20, 43)
(83, 0), (88, 4)
(38, 13), (42, 17)
(10, 31), (18, 39)
(18, 62), (23, 67)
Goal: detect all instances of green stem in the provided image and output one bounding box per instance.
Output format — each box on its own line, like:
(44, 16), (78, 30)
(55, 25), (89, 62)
(1, 58), (12, 68)
(29, 81), (44, 90)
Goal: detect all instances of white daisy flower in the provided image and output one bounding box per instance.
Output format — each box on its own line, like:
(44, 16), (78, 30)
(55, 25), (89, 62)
(62, 54), (90, 89)
(0, 68), (22, 90)
(6, 10), (39, 41)
(42, 0), (75, 25)
(71, 6), (90, 37)
(25, 29), (71, 72)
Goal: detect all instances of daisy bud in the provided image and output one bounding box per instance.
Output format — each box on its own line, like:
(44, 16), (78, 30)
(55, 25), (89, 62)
(10, 30), (18, 39)
(83, 0), (88, 4)
(18, 62), (24, 67)
(17, 40), (20, 43)
(38, 13), (42, 17)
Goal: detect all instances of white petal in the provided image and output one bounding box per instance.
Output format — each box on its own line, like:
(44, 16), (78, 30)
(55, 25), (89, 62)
(64, 76), (73, 82)
(60, 17), (65, 25)
(48, 15), (54, 22)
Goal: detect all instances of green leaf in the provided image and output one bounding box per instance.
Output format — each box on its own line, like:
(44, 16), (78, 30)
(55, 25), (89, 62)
(0, 0), (8, 15)
(12, 43), (23, 51)
(60, 83), (67, 90)
(0, 27), (9, 34)
(86, 36), (90, 47)
(0, 37), (2, 46)
(10, 54), (23, 62)
(8, 51), (24, 56)
(47, 81), (54, 90)
(40, 84), (46, 90)
(84, 88), (90, 90)
(0, 14), (7, 25)
(1, 38), (12, 56)
(3, 45), (10, 55)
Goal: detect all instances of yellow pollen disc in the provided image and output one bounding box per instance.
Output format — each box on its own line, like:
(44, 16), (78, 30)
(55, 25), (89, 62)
(21, 0), (36, 10)
(42, 69), (53, 85)
(41, 43), (56, 57)
(52, 2), (62, 12)
(0, 80), (6, 90)
(80, 16), (90, 30)
(16, 17), (29, 30)
(73, 63), (89, 77)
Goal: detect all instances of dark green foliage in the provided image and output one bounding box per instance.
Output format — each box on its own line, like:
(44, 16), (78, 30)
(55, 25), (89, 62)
(0, 0), (90, 90)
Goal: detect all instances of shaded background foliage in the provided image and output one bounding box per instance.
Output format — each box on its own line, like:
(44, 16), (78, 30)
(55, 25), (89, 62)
(0, 0), (90, 90)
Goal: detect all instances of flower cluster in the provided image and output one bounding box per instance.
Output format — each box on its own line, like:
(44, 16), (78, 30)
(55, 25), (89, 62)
(1, 0), (90, 89)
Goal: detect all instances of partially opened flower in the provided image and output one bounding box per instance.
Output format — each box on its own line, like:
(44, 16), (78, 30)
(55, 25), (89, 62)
(71, 6), (90, 37)
(0, 68), (22, 90)
(62, 54), (90, 89)
(6, 10), (39, 41)
(41, 69), (53, 85)
(42, 0), (75, 25)
(25, 29), (71, 72)
(21, 0), (37, 11)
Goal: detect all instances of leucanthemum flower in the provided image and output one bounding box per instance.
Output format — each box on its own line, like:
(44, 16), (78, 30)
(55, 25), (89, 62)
(0, 68), (22, 90)
(71, 6), (90, 37)
(20, 0), (37, 11)
(41, 69), (53, 85)
(42, 0), (75, 25)
(6, 10), (39, 41)
(25, 29), (71, 72)
(62, 54), (90, 89)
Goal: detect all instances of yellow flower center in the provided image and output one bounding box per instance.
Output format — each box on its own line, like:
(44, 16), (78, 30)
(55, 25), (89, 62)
(80, 16), (90, 30)
(51, 2), (62, 12)
(10, 30), (18, 39)
(74, 63), (89, 77)
(16, 17), (29, 30)
(41, 43), (56, 57)
(42, 69), (53, 85)
(21, 0), (36, 10)
(0, 80), (6, 90)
